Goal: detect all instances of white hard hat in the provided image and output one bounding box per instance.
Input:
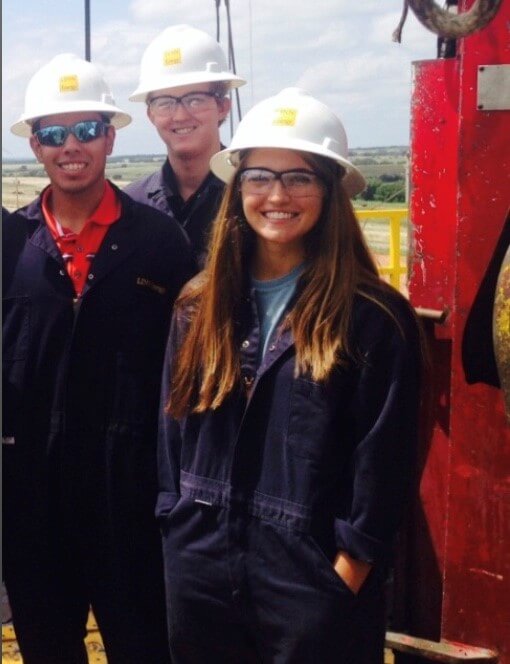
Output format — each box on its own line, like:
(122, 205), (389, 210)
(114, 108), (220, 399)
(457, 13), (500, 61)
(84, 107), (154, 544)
(11, 53), (132, 137)
(210, 88), (366, 197)
(129, 24), (246, 102)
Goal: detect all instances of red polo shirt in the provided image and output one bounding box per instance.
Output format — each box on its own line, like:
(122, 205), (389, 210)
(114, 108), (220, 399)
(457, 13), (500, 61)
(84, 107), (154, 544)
(42, 182), (121, 296)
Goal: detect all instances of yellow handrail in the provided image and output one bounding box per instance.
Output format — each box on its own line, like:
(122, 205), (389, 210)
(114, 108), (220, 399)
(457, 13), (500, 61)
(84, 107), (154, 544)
(356, 209), (408, 290)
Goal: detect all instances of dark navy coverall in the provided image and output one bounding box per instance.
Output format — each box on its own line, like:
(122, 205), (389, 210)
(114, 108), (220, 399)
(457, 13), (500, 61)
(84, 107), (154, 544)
(123, 160), (224, 266)
(157, 284), (422, 664)
(2, 185), (196, 664)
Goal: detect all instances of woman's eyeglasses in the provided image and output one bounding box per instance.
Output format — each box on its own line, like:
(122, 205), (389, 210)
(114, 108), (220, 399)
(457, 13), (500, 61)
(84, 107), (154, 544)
(33, 120), (109, 147)
(147, 92), (221, 116)
(238, 168), (325, 197)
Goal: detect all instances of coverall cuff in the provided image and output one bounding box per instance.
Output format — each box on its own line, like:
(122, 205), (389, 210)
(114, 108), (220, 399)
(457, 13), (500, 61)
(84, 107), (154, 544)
(155, 491), (180, 519)
(334, 519), (389, 564)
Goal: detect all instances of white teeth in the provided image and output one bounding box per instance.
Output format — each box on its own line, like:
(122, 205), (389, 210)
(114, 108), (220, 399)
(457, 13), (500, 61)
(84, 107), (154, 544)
(173, 127), (194, 134)
(264, 211), (294, 220)
(61, 163), (85, 171)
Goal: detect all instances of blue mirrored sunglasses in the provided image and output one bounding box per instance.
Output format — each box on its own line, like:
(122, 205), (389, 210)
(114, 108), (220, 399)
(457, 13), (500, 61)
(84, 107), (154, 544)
(33, 120), (109, 147)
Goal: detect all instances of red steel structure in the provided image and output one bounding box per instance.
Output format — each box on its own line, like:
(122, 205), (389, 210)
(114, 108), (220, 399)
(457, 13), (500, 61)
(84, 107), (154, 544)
(391, 1), (510, 661)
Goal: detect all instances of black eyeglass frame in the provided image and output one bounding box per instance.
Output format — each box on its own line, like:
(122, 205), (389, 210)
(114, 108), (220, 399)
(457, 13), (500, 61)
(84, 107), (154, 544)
(147, 91), (223, 113)
(32, 120), (110, 147)
(237, 167), (326, 195)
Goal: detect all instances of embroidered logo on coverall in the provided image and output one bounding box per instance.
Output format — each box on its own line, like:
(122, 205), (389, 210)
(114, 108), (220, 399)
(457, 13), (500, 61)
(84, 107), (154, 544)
(136, 277), (167, 295)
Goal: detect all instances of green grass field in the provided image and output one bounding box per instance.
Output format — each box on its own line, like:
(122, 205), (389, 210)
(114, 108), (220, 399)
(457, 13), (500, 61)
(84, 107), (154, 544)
(2, 151), (409, 260)
(2, 148), (408, 208)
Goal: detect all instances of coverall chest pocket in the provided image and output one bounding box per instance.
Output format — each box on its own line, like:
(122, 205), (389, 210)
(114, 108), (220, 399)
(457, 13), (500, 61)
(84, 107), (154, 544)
(287, 377), (332, 461)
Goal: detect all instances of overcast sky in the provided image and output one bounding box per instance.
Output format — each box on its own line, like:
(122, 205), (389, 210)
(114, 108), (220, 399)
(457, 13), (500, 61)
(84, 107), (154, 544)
(2, 0), (438, 159)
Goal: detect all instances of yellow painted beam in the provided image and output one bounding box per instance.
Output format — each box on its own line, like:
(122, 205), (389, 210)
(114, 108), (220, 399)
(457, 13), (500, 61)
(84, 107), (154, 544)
(2, 613), (107, 663)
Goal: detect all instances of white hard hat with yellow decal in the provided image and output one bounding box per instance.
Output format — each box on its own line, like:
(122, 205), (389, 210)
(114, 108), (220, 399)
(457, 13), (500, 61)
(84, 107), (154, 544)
(11, 53), (131, 137)
(129, 24), (246, 102)
(210, 88), (366, 197)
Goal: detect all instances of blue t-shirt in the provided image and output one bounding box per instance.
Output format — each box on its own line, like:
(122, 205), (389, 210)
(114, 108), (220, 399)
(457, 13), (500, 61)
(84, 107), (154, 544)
(251, 263), (305, 365)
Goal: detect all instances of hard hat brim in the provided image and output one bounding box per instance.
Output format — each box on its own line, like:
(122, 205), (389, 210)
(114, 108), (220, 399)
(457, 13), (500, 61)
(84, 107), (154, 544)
(210, 141), (367, 198)
(11, 102), (132, 137)
(129, 72), (246, 102)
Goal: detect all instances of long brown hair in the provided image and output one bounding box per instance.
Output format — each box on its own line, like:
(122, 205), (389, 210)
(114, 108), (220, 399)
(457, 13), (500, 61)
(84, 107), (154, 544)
(167, 150), (397, 418)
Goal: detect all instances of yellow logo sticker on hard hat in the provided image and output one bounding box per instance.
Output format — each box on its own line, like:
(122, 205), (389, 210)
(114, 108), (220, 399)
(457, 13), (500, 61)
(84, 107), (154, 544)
(59, 75), (79, 93)
(163, 49), (182, 67)
(272, 108), (298, 127)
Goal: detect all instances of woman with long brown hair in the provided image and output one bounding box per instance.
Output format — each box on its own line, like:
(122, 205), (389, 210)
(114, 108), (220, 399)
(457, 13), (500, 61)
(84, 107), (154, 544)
(157, 88), (422, 663)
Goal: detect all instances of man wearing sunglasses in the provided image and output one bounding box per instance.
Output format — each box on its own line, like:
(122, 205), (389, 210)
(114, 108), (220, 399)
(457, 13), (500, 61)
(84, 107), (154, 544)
(125, 24), (246, 265)
(3, 53), (196, 664)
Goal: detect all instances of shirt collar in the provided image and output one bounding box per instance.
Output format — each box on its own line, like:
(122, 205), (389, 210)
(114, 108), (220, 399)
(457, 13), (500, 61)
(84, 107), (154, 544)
(162, 158), (225, 201)
(41, 180), (121, 235)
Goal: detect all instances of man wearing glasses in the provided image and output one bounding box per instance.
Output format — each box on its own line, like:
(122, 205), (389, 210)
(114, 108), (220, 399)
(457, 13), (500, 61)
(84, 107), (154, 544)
(125, 24), (246, 265)
(3, 53), (195, 663)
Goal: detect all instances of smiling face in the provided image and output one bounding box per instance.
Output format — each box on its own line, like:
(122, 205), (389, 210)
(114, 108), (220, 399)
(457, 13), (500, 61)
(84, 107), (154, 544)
(29, 111), (114, 200)
(240, 148), (325, 270)
(147, 82), (230, 161)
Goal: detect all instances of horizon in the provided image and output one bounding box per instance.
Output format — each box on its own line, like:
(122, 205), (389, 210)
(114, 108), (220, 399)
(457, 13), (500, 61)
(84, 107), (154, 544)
(2, 145), (410, 164)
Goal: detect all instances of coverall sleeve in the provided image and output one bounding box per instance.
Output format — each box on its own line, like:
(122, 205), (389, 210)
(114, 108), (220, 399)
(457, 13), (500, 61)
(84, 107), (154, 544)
(334, 299), (422, 564)
(156, 307), (186, 519)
